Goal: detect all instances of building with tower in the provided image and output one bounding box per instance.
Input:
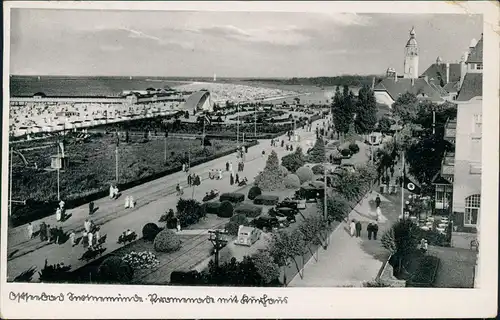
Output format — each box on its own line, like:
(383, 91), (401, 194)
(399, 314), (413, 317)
(374, 27), (448, 107)
(403, 27), (419, 79)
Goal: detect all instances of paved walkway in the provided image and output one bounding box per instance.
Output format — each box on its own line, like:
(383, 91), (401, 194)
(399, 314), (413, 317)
(7, 121), (320, 281)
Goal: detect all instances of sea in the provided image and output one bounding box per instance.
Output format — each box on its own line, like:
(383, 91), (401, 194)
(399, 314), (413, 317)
(9, 76), (203, 98)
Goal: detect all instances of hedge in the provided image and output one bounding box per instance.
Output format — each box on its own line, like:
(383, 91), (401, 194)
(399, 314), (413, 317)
(247, 186), (262, 200)
(97, 256), (134, 284)
(234, 203), (263, 218)
(153, 230), (181, 253)
(218, 201), (234, 218)
(9, 140), (259, 227)
(407, 255), (440, 287)
(219, 193), (245, 203)
(253, 195), (280, 206)
(202, 201), (221, 214)
(142, 223), (162, 242)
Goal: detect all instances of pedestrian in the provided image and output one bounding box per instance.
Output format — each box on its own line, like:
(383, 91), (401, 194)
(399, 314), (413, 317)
(375, 195), (381, 208)
(109, 184), (114, 199)
(27, 222), (34, 240)
(195, 175), (201, 186)
(187, 173), (192, 186)
(373, 222), (379, 240)
(225, 161), (230, 171)
(281, 140), (284, 148)
(87, 232), (93, 249)
(182, 163), (186, 172)
(349, 220), (356, 237)
(271, 139), (274, 147)
(367, 223), (373, 240)
(245, 145), (248, 153)
(355, 221), (362, 238)
(56, 207), (62, 222)
(230, 173), (234, 186)
(290, 145), (293, 152)
(56, 226), (63, 244)
(218, 169), (222, 180)
(241, 162), (245, 171)
(176, 220), (181, 232)
(376, 206), (382, 220)
(89, 201), (95, 215)
(69, 230), (76, 247)
(39, 222), (47, 242)
(235, 173), (240, 184)
(124, 196), (130, 209)
(95, 227), (101, 245)
(59, 199), (65, 211)
(129, 195), (135, 208)
(229, 161), (233, 172)
(390, 166), (395, 178)
(84, 219), (91, 233)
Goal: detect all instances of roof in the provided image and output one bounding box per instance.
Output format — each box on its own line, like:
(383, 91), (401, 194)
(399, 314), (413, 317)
(443, 81), (461, 94)
(467, 36), (483, 64)
(373, 77), (444, 102)
(238, 226), (255, 233)
(456, 73), (482, 101)
(183, 91), (210, 110)
(421, 63), (461, 86)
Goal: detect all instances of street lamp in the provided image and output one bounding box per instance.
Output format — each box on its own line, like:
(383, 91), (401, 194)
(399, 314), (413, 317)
(236, 102), (240, 146)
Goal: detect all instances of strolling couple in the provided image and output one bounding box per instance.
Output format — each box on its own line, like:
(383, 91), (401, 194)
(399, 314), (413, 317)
(349, 220), (362, 238)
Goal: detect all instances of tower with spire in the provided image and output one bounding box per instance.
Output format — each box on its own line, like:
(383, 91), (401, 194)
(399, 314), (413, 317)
(403, 26), (419, 79)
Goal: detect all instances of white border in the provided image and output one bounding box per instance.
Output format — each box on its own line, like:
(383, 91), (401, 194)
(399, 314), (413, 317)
(2, 1), (499, 319)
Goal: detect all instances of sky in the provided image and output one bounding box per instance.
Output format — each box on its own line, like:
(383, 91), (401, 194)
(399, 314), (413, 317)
(9, 9), (482, 78)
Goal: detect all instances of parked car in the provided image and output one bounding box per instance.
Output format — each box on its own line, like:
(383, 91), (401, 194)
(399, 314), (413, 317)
(276, 199), (298, 210)
(295, 186), (325, 201)
(268, 207), (297, 223)
(235, 226), (261, 246)
(252, 216), (280, 231)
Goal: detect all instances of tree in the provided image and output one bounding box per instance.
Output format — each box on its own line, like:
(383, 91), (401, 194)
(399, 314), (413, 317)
(354, 85), (378, 134)
(251, 250), (281, 284)
(281, 147), (306, 172)
(176, 198), (203, 227)
(317, 194), (350, 222)
(268, 230), (306, 284)
(254, 150), (288, 191)
(381, 220), (420, 275)
(406, 134), (453, 188)
(392, 92), (420, 124)
(298, 215), (328, 260)
(378, 116), (393, 133)
(307, 137), (325, 163)
(331, 171), (363, 203)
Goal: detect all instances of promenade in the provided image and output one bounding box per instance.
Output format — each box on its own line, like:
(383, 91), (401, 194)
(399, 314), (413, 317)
(7, 121), (319, 281)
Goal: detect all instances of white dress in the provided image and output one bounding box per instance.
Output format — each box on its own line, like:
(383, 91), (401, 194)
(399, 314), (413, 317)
(349, 223), (356, 236)
(56, 208), (62, 221)
(124, 196), (130, 208)
(129, 196), (135, 208)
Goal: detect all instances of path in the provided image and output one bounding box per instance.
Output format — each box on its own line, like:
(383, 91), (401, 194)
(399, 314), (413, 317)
(288, 155), (405, 287)
(7, 120), (321, 281)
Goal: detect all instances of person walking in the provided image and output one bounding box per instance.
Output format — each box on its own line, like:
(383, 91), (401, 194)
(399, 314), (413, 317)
(225, 161), (230, 171)
(230, 172), (234, 185)
(375, 195), (381, 208)
(281, 140), (284, 148)
(218, 169), (222, 180)
(124, 196), (130, 209)
(187, 173), (192, 187)
(367, 223), (373, 240)
(182, 163), (186, 172)
(69, 230), (76, 247)
(56, 207), (62, 222)
(176, 220), (181, 233)
(235, 173), (240, 184)
(84, 219), (91, 233)
(89, 201), (95, 215)
(349, 220), (356, 237)
(87, 232), (93, 249)
(229, 161), (233, 172)
(373, 222), (379, 240)
(355, 220), (362, 238)
(27, 222), (34, 240)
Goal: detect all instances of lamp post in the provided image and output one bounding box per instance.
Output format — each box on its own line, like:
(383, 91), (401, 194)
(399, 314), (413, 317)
(254, 104), (257, 140)
(9, 148), (13, 216)
(57, 140), (61, 201)
(237, 102), (240, 146)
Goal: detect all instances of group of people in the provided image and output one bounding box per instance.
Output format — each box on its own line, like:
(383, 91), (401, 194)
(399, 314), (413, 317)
(124, 195), (135, 209)
(209, 169), (224, 180)
(55, 200), (66, 222)
(270, 138), (295, 152)
(187, 173), (201, 187)
(182, 163), (190, 173)
(109, 184), (120, 200)
(78, 218), (101, 249)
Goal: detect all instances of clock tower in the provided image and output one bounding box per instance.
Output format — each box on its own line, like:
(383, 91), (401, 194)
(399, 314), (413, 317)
(403, 26), (419, 79)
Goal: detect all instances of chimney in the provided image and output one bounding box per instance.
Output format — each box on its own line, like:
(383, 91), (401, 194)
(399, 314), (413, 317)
(445, 63), (450, 84)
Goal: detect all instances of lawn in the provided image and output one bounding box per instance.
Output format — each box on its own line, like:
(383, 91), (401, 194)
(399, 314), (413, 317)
(11, 134), (235, 204)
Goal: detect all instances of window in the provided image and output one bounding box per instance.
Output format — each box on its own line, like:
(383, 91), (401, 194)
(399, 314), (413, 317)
(464, 194), (480, 225)
(476, 64), (483, 70)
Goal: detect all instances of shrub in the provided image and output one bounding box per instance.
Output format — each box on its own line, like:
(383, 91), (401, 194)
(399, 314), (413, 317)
(153, 230), (181, 253)
(97, 256), (134, 283)
(284, 174), (301, 189)
(234, 203), (262, 218)
(225, 214), (250, 236)
(281, 147), (306, 172)
(159, 209), (175, 223)
(296, 166), (314, 184)
(142, 223), (161, 242)
(247, 186), (262, 200)
(218, 201), (234, 218)
(219, 193), (245, 203)
(340, 148), (352, 157)
(311, 164), (324, 175)
(253, 195), (280, 206)
(176, 198), (204, 227)
(122, 251), (160, 270)
(254, 150), (288, 191)
(203, 201), (221, 214)
(166, 217), (178, 229)
(349, 142), (360, 154)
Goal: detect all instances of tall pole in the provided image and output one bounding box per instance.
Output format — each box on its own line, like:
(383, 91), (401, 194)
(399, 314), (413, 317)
(203, 116), (206, 148)
(57, 141), (60, 201)
(9, 148), (13, 217)
(432, 109), (436, 135)
(323, 136), (327, 221)
(254, 105), (257, 139)
(164, 135), (167, 164)
(401, 151), (405, 220)
(115, 146), (119, 184)
(237, 103), (240, 146)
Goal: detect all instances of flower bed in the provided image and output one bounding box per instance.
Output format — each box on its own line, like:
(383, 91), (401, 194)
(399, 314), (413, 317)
(407, 255), (440, 287)
(122, 251), (160, 270)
